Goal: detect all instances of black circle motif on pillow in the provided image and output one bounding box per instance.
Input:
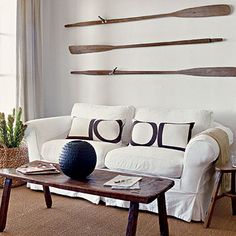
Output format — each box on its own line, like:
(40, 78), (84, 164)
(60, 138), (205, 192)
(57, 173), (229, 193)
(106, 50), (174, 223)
(59, 141), (97, 179)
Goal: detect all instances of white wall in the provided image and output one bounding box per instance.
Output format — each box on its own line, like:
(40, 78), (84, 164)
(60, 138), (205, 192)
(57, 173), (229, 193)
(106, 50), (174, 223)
(41, 0), (236, 149)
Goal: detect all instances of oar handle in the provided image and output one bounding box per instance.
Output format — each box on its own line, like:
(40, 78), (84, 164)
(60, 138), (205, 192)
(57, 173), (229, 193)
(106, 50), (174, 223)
(65, 13), (170, 27)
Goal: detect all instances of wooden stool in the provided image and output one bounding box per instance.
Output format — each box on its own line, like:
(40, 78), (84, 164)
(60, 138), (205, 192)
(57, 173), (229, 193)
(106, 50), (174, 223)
(204, 162), (236, 228)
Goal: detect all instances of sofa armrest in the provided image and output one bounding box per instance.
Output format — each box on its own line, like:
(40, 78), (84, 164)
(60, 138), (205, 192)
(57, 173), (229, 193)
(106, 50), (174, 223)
(181, 123), (233, 192)
(181, 132), (220, 192)
(25, 116), (72, 161)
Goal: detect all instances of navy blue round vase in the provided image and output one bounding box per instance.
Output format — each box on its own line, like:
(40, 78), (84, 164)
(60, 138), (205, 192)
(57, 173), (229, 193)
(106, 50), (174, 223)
(59, 141), (97, 179)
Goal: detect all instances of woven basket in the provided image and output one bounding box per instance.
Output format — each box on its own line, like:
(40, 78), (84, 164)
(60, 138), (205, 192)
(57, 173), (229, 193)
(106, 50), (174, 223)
(0, 143), (29, 187)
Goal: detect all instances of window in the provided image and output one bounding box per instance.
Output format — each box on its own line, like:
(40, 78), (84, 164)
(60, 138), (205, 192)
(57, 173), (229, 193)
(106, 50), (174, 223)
(0, 0), (17, 114)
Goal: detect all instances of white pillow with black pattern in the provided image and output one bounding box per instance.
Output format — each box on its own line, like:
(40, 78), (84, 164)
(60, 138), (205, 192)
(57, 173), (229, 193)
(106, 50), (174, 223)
(93, 119), (124, 144)
(130, 120), (158, 146)
(158, 122), (195, 151)
(67, 117), (94, 140)
(67, 117), (124, 144)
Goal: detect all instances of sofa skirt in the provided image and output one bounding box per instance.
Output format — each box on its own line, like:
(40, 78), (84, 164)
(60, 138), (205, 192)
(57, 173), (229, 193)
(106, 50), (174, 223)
(27, 176), (213, 222)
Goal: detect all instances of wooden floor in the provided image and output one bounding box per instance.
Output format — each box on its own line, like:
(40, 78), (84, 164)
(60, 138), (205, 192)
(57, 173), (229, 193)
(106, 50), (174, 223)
(0, 186), (236, 236)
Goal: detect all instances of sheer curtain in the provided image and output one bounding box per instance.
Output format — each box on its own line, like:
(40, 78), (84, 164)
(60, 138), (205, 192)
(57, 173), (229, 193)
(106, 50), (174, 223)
(0, 0), (17, 114)
(16, 0), (43, 121)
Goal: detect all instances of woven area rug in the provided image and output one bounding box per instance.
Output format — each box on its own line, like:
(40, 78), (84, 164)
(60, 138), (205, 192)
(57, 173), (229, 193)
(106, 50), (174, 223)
(0, 186), (236, 236)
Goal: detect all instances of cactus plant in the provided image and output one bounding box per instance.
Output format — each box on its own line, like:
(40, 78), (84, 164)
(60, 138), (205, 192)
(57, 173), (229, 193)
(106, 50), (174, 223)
(0, 108), (27, 148)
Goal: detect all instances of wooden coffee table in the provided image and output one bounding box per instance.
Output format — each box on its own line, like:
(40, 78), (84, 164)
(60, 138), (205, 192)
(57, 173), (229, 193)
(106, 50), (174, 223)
(0, 168), (174, 236)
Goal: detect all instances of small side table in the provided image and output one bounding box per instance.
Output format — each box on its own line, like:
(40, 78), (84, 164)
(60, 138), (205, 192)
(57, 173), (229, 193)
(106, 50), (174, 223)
(204, 162), (236, 228)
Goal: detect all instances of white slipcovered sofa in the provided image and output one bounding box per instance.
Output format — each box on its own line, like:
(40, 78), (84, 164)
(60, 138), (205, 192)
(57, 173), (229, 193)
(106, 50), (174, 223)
(25, 103), (233, 222)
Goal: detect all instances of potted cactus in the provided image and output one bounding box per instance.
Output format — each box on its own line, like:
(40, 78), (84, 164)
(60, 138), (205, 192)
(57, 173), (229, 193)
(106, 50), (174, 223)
(0, 107), (28, 187)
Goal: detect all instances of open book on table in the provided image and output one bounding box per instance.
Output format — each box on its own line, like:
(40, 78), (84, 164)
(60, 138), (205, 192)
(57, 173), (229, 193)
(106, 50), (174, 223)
(16, 160), (60, 175)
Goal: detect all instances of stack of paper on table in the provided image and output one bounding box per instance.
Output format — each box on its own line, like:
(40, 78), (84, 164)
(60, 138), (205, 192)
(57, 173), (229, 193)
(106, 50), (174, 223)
(16, 160), (60, 175)
(104, 175), (142, 190)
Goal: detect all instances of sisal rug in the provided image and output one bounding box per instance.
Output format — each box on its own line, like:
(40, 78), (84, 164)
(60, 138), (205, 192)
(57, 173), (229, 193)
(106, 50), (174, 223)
(0, 186), (235, 236)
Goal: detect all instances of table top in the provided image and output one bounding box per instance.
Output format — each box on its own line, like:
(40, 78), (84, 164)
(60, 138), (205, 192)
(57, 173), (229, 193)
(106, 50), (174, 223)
(216, 161), (236, 172)
(0, 168), (174, 204)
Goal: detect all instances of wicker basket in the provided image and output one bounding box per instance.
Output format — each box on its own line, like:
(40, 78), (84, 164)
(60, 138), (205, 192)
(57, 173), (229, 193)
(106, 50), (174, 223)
(0, 143), (29, 187)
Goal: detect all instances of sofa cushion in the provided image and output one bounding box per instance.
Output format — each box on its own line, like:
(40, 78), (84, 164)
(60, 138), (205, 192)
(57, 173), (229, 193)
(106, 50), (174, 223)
(105, 146), (184, 178)
(41, 139), (123, 168)
(71, 103), (135, 145)
(67, 117), (124, 144)
(158, 122), (194, 151)
(134, 107), (212, 136)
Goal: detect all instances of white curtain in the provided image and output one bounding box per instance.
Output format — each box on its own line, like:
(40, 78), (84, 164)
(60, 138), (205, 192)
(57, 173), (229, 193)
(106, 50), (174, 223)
(16, 0), (42, 121)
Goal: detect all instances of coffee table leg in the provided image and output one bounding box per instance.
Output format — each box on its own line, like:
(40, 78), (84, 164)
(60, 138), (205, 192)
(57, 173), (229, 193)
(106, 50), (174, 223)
(157, 192), (169, 236)
(126, 202), (139, 236)
(0, 178), (12, 232)
(43, 185), (52, 208)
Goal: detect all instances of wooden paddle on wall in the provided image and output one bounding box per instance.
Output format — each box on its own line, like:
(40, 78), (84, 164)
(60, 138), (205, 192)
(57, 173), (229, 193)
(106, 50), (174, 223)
(69, 38), (223, 54)
(65, 4), (231, 27)
(71, 67), (236, 77)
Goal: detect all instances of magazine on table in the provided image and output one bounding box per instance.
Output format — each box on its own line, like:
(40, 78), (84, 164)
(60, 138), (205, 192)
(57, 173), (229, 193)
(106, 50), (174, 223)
(16, 160), (60, 175)
(104, 175), (142, 189)
(111, 182), (141, 190)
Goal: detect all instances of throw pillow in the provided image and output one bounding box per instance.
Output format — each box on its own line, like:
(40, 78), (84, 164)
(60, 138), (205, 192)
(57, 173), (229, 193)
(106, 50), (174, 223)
(130, 120), (158, 146)
(67, 117), (94, 140)
(158, 122), (195, 151)
(67, 117), (124, 144)
(93, 119), (124, 143)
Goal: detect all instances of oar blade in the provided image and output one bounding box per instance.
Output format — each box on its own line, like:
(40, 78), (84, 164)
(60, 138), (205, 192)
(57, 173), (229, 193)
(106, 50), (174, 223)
(180, 67), (236, 77)
(173, 4), (231, 18)
(69, 45), (114, 54)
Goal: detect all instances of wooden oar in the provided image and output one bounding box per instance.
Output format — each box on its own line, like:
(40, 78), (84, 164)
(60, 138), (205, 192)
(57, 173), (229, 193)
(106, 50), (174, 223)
(65, 4), (231, 27)
(69, 38), (223, 54)
(71, 67), (236, 77)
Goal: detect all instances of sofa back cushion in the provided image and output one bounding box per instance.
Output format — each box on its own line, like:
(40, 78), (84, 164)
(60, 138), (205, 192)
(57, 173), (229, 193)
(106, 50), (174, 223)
(71, 103), (135, 145)
(67, 117), (124, 144)
(134, 107), (212, 137)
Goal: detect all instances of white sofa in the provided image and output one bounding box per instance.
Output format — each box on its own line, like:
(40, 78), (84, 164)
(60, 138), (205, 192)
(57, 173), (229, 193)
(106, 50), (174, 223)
(25, 103), (233, 222)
